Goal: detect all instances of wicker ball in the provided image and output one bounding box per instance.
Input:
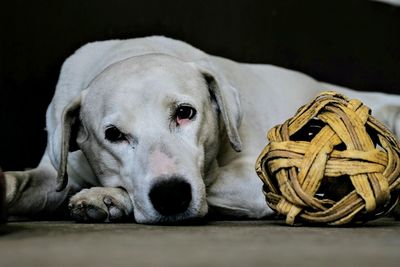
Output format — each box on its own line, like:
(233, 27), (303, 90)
(256, 91), (400, 225)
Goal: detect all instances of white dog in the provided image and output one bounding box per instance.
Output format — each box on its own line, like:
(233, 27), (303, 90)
(4, 36), (400, 224)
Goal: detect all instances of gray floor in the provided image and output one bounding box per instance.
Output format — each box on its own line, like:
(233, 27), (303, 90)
(0, 219), (399, 267)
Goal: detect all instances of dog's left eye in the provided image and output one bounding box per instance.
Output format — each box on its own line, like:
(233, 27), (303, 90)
(174, 105), (196, 125)
(105, 126), (127, 142)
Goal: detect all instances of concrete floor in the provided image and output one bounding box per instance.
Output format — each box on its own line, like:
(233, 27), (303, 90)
(0, 219), (399, 267)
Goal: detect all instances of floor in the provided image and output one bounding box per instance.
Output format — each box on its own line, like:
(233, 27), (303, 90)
(0, 218), (399, 267)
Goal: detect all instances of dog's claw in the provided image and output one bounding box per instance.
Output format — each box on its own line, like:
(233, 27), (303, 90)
(77, 201), (85, 208)
(103, 196), (113, 205)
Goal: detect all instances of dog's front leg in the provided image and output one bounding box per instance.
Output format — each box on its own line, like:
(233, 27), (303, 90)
(206, 157), (273, 219)
(5, 154), (75, 218)
(68, 187), (133, 222)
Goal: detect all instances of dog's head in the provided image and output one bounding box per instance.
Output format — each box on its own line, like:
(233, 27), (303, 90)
(55, 54), (242, 223)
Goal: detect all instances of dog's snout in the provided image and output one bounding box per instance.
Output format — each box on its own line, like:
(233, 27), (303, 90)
(149, 178), (192, 216)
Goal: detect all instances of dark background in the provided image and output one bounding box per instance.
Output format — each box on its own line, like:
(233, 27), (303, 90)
(1, 0), (399, 170)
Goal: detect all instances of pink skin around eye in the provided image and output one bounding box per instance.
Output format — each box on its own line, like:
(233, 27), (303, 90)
(176, 117), (191, 126)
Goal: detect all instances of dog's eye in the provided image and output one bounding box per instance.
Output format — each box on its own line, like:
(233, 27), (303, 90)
(175, 105), (196, 125)
(105, 126), (126, 142)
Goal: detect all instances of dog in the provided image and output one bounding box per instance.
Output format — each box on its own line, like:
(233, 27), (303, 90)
(4, 36), (400, 224)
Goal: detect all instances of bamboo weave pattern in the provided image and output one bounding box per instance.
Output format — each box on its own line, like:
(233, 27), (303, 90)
(256, 91), (400, 225)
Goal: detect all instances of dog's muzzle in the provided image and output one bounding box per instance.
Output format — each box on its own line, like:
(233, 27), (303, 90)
(149, 178), (192, 216)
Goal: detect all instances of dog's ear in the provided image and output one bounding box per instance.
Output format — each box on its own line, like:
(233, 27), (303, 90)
(56, 92), (85, 192)
(190, 59), (242, 152)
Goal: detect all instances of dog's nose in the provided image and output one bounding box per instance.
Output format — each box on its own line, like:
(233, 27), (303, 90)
(149, 178), (192, 216)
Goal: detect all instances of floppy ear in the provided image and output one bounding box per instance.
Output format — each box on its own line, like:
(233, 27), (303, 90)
(56, 93), (84, 192)
(191, 60), (243, 152)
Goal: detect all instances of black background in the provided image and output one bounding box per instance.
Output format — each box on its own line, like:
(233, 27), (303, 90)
(1, 0), (399, 170)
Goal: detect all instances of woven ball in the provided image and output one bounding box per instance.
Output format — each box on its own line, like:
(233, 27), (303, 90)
(256, 91), (400, 225)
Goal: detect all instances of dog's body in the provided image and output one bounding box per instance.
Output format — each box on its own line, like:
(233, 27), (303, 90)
(5, 36), (400, 223)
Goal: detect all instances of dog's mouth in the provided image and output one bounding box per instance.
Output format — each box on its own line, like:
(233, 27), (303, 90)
(131, 191), (209, 225)
(133, 205), (208, 225)
(125, 173), (209, 224)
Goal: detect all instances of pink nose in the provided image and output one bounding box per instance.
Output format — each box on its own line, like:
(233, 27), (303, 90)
(149, 150), (176, 177)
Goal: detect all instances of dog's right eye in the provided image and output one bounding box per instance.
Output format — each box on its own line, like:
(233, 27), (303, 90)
(105, 126), (126, 142)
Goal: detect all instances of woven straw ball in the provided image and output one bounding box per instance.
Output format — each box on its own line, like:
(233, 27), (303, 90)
(256, 91), (400, 225)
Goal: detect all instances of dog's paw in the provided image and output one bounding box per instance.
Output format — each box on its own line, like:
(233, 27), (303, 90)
(68, 187), (133, 222)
